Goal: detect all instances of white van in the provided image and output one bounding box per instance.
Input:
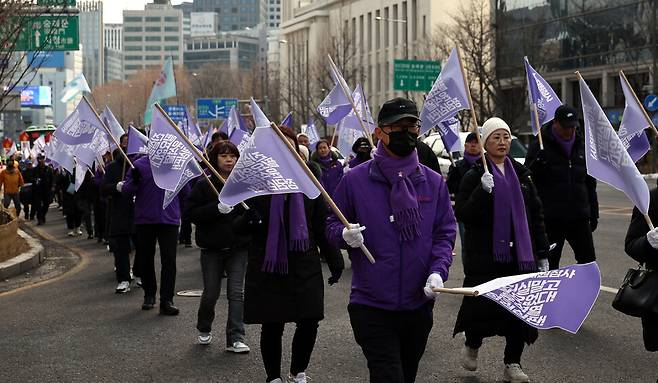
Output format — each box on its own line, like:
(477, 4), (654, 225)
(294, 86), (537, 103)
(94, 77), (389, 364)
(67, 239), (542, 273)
(423, 131), (527, 176)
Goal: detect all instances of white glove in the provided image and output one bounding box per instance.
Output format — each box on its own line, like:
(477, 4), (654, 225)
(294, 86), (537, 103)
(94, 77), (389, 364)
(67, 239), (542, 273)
(481, 172), (494, 193)
(537, 258), (549, 272)
(647, 227), (658, 249)
(116, 181), (124, 193)
(217, 202), (233, 214)
(423, 273), (444, 299)
(342, 223), (366, 248)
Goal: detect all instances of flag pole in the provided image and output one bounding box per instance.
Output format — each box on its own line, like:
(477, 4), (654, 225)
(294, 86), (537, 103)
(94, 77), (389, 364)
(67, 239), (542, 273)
(431, 287), (478, 296)
(533, 103), (545, 150)
(153, 103), (249, 210)
(455, 48), (489, 173)
(619, 70), (658, 136)
(644, 214), (655, 230)
(329, 125), (338, 147)
(327, 54), (375, 147)
(82, 95), (135, 169)
(270, 121), (376, 264)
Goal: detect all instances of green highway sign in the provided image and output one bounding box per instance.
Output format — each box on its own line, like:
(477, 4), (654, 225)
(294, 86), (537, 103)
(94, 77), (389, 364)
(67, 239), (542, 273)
(393, 59), (441, 92)
(14, 16), (79, 51)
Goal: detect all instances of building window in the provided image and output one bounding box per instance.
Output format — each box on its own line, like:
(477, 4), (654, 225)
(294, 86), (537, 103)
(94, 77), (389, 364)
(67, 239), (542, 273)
(145, 16), (161, 22)
(145, 46), (160, 51)
(164, 16), (179, 22)
(367, 12), (372, 52)
(359, 15), (364, 54)
(402, 2), (408, 47)
(125, 55), (142, 61)
(393, 5), (398, 45)
(384, 7), (389, 47)
(125, 64), (142, 70)
(165, 45), (179, 51)
(145, 36), (161, 41)
(145, 26), (161, 32)
(124, 16), (142, 22)
(124, 26), (142, 32)
(376, 63), (381, 92)
(164, 26), (179, 32)
(125, 36), (142, 41)
(164, 36), (179, 41)
(145, 55), (161, 60)
(375, 10), (380, 50)
(125, 46), (142, 51)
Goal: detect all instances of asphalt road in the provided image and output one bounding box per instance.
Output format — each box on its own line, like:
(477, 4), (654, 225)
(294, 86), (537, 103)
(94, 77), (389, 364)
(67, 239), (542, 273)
(0, 183), (656, 382)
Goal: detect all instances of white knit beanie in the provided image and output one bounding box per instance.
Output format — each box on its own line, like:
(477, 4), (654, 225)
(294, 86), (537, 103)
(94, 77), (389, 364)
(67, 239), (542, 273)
(481, 117), (511, 144)
(298, 144), (310, 161)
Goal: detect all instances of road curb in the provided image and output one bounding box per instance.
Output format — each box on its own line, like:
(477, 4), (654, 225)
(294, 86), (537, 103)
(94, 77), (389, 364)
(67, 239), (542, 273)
(0, 229), (45, 280)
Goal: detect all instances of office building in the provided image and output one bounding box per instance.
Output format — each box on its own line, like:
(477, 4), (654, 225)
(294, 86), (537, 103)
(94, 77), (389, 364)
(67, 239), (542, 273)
(104, 23), (123, 51)
(184, 33), (260, 71)
(193, 0), (265, 31)
(78, 0), (104, 89)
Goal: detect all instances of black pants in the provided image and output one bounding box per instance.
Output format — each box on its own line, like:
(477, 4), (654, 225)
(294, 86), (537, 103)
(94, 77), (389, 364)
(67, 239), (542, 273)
(109, 235), (132, 283)
(261, 320), (319, 382)
(20, 188), (33, 219)
(642, 313), (658, 352)
(545, 219), (596, 269)
(465, 330), (525, 365)
(93, 198), (106, 240)
(135, 224), (178, 303)
(348, 303), (433, 383)
(64, 196), (82, 230)
(179, 217), (192, 244)
(78, 198), (93, 236)
(34, 191), (50, 223)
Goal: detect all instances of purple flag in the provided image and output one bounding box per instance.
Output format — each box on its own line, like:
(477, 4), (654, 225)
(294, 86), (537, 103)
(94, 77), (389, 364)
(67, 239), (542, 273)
(74, 129), (110, 170)
(420, 48), (469, 135)
(280, 112), (293, 129)
(469, 263), (601, 333)
(339, 84), (376, 134)
(148, 104), (197, 191)
(226, 106), (242, 137)
(229, 124), (251, 153)
(437, 117), (462, 154)
(619, 76), (651, 162)
(100, 106), (125, 150)
(336, 122), (364, 157)
(55, 97), (106, 145)
(303, 118), (321, 149)
(127, 126), (149, 155)
(219, 99), (321, 206)
(74, 162), (89, 192)
(579, 77), (650, 214)
(202, 126), (218, 149)
(524, 57), (562, 135)
(218, 119), (229, 136)
(317, 65), (353, 124)
(179, 106), (203, 146)
(46, 136), (74, 173)
(163, 159), (203, 209)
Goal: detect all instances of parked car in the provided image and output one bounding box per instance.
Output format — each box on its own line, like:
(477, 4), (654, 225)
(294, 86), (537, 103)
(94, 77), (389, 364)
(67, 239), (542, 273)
(423, 131), (527, 176)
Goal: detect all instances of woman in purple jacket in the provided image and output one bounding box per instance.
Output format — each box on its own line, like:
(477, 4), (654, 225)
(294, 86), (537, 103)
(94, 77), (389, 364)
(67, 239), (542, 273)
(326, 97), (456, 383)
(311, 139), (343, 197)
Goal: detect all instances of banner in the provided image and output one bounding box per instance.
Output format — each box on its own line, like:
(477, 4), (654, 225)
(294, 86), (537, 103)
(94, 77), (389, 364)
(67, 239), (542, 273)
(524, 57), (562, 134)
(420, 48), (469, 135)
(147, 104), (196, 191)
(579, 77), (650, 214)
(338, 84), (375, 134)
(100, 106), (125, 150)
(618, 75), (651, 162)
(180, 106), (203, 146)
(144, 57), (177, 125)
(469, 263), (601, 334)
(163, 158), (203, 209)
(126, 126), (149, 155)
(60, 73), (91, 103)
(54, 97), (105, 145)
(437, 117), (462, 154)
(303, 118), (321, 150)
(219, 99), (321, 206)
(317, 65), (353, 125)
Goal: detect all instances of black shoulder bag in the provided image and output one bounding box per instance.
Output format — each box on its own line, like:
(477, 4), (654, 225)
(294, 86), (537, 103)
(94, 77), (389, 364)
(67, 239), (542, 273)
(612, 265), (658, 317)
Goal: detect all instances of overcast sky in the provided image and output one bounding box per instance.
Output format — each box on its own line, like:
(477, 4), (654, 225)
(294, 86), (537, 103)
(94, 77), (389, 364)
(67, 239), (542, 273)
(103, 1), (187, 24)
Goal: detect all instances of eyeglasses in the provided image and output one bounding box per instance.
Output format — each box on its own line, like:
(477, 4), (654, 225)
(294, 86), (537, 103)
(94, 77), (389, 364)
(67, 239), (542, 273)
(381, 123), (421, 133)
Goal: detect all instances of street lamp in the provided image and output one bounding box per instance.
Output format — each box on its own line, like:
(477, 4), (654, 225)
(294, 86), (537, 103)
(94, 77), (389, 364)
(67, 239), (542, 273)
(375, 15), (409, 98)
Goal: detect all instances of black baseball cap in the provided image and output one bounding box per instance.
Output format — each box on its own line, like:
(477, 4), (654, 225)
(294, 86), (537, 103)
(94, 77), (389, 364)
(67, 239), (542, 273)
(377, 97), (420, 126)
(352, 137), (371, 153)
(554, 105), (579, 128)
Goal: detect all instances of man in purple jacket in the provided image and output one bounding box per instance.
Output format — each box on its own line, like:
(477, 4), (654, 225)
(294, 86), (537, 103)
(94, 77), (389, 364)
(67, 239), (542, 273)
(326, 97), (456, 383)
(116, 155), (185, 315)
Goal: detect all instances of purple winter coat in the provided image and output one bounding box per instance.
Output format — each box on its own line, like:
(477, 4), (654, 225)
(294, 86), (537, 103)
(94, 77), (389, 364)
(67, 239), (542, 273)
(121, 155), (184, 226)
(325, 160), (456, 311)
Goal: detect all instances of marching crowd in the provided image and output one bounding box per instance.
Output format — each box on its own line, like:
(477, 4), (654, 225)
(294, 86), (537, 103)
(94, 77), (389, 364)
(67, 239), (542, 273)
(1, 97), (657, 383)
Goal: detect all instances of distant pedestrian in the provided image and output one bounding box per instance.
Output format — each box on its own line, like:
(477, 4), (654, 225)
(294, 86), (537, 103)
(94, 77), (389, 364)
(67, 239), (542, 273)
(19, 160), (35, 220)
(0, 159), (24, 217)
(186, 141), (250, 352)
(454, 117), (550, 383)
(525, 105), (598, 269)
(624, 187), (658, 353)
(236, 127), (344, 383)
(56, 169), (82, 237)
(311, 139), (343, 197)
(325, 97), (456, 383)
(32, 154), (54, 225)
(346, 137), (372, 170)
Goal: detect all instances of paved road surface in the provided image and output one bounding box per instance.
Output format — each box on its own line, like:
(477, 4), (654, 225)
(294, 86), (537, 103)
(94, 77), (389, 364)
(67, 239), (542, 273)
(0, 184), (656, 382)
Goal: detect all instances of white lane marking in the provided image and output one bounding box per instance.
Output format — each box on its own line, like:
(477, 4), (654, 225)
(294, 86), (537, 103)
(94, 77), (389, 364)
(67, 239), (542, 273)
(600, 285), (619, 294)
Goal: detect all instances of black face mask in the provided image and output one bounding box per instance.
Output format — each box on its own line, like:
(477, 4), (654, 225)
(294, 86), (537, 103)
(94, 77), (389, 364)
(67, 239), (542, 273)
(356, 150), (371, 160)
(384, 130), (418, 157)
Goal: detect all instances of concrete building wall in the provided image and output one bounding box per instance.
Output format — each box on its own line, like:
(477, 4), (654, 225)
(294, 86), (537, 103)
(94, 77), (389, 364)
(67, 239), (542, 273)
(78, 0), (104, 89)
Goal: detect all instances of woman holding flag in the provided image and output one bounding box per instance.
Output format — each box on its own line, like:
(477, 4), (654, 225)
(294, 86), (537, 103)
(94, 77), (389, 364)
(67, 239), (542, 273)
(234, 126), (344, 383)
(453, 117), (550, 383)
(186, 141), (251, 352)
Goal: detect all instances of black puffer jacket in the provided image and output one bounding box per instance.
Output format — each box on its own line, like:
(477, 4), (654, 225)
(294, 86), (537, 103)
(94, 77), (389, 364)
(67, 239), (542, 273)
(101, 157), (135, 237)
(446, 158), (475, 195)
(525, 126), (598, 221)
(416, 139), (442, 176)
(185, 175), (249, 250)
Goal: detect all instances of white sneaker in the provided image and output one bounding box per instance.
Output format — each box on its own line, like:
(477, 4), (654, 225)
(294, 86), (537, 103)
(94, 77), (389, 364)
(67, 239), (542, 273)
(135, 277), (142, 288)
(76, 227), (83, 235)
(115, 281), (130, 294)
(503, 363), (529, 383)
(287, 372), (307, 383)
(198, 332), (212, 345)
(268, 379), (283, 383)
(461, 344), (478, 371)
(67, 231), (75, 237)
(226, 340), (250, 353)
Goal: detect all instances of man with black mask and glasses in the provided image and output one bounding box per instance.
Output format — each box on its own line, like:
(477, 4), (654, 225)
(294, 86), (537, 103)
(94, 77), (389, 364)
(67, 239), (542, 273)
(325, 97), (456, 383)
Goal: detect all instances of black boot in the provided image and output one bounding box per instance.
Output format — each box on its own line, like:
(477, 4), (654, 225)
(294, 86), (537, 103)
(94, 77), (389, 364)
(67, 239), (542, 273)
(159, 301), (179, 316)
(141, 296), (156, 310)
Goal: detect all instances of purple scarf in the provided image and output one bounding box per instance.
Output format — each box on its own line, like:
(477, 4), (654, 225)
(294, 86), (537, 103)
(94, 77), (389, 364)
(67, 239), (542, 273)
(463, 152), (481, 165)
(489, 157), (535, 271)
(262, 193), (310, 274)
(317, 154), (334, 169)
(373, 142), (422, 241)
(552, 126), (576, 157)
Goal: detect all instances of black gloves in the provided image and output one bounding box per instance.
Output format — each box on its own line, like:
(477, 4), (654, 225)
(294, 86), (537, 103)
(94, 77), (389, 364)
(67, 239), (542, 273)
(131, 167), (142, 183)
(328, 269), (342, 286)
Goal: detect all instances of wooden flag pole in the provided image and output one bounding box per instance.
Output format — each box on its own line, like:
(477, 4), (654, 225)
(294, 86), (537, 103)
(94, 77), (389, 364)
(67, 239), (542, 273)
(619, 70), (658, 136)
(153, 103), (249, 210)
(455, 48), (489, 174)
(431, 287), (478, 296)
(327, 54), (375, 147)
(270, 121), (376, 264)
(533, 103), (545, 150)
(329, 126), (338, 147)
(644, 214), (655, 231)
(82, 95), (135, 169)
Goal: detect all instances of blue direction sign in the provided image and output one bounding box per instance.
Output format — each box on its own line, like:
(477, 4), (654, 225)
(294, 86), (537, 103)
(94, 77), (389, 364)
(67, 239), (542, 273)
(161, 104), (187, 124)
(644, 94), (658, 112)
(196, 98), (238, 120)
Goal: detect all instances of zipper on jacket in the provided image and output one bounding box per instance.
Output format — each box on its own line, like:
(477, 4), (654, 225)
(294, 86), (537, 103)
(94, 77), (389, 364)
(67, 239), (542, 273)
(398, 242), (403, 310)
